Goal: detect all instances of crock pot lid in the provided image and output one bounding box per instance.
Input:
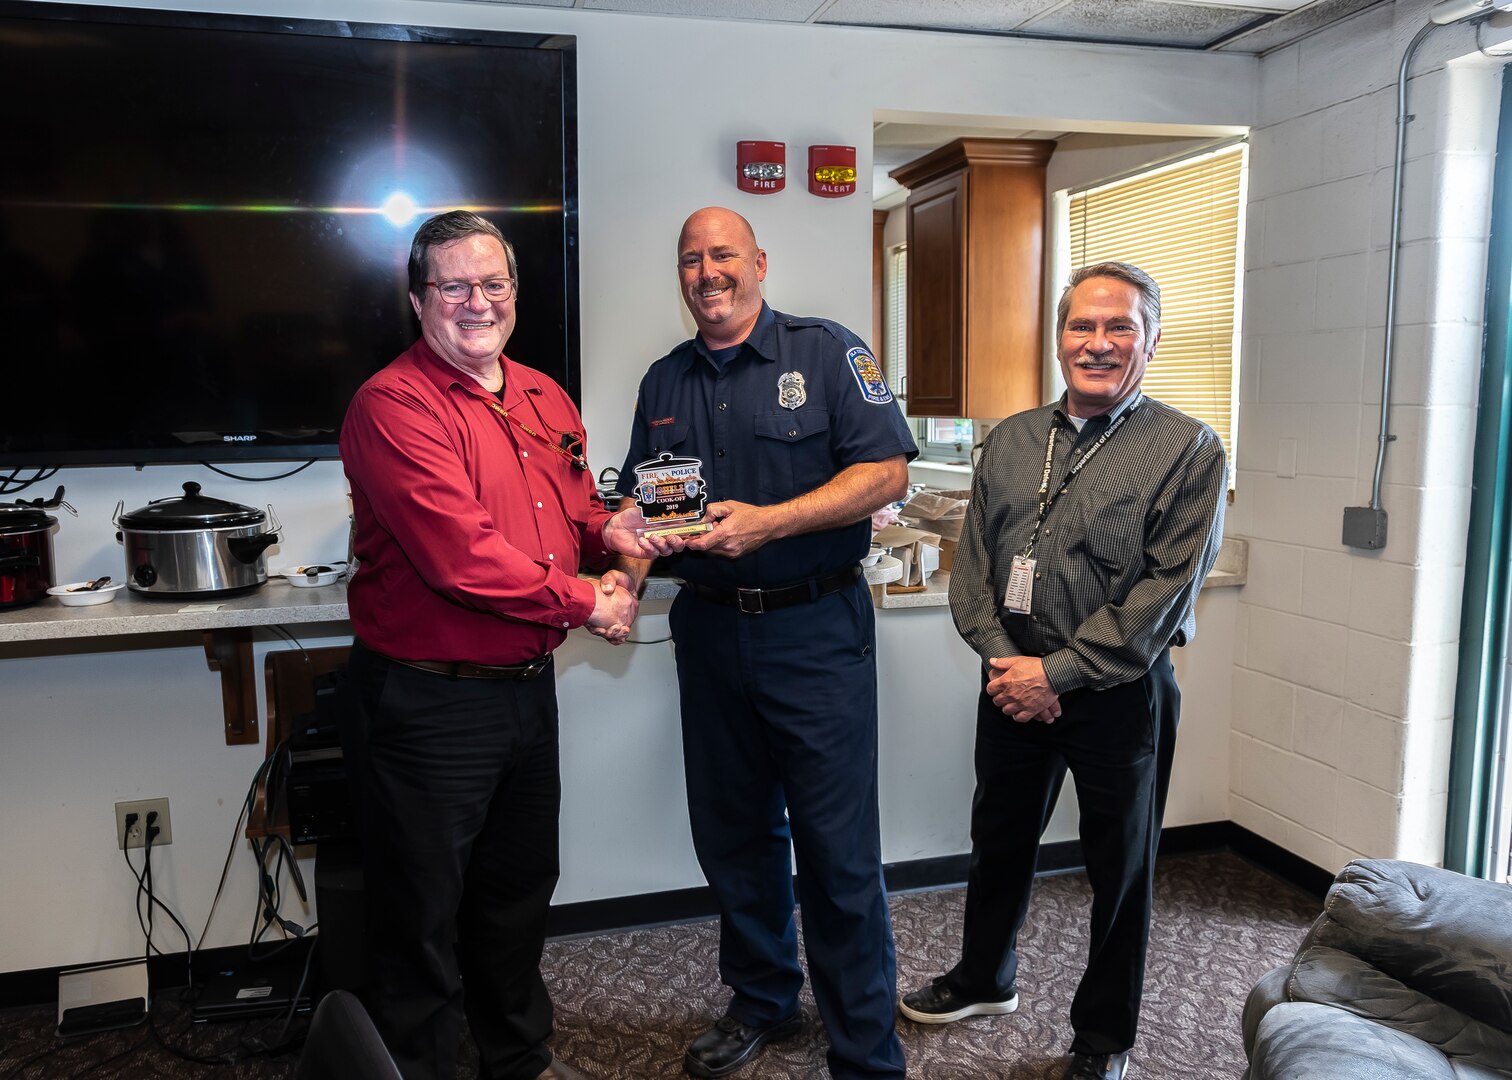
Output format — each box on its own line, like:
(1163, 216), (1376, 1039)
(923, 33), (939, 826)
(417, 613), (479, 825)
(0, 507), (57, 534)
(119, 482), (265, 528)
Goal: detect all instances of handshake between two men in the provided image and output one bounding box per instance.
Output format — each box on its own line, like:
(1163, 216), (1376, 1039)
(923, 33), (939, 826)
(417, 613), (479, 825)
(586, 495), (796, 646)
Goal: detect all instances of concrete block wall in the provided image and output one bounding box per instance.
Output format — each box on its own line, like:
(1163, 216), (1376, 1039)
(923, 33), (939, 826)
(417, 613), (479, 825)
(1230, 0), (1504, 873)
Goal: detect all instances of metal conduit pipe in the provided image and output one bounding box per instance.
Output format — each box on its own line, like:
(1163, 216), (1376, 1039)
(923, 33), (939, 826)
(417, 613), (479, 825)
(1370, 21), (1435, 507)
(1346, 0), (1502, 548)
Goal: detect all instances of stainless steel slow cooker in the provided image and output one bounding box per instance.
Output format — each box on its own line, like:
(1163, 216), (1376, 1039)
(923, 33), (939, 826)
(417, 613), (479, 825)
(114, 482), (280, 597)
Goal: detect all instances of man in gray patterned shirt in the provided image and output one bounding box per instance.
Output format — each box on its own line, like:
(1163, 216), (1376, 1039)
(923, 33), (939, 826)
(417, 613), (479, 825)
(899, 262), (1227, 1080)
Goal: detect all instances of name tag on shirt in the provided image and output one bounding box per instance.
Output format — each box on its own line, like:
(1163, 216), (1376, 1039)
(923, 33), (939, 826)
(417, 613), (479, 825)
(1004, 555), (1035, 614)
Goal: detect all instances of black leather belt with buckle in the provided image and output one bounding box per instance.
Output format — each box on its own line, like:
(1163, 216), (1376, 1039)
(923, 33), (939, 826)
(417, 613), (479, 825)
(687, 565), (862, 615)
(390, 655), (551, 681)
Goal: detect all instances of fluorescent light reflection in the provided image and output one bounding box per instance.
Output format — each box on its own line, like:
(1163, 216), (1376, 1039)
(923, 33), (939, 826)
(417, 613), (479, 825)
(380, 191), (420, 227)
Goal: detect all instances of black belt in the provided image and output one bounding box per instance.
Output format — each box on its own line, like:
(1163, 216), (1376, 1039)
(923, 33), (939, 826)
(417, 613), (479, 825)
(686, 565), (861, 615)
(389, 655), (551, 681)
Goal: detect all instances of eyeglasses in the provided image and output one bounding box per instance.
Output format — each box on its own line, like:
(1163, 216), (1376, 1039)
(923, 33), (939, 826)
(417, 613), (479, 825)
(425, 279), (517, 304)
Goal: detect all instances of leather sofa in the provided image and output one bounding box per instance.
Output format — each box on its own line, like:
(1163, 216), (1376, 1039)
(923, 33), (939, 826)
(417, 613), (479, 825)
(1242, 859), (1512, 1079)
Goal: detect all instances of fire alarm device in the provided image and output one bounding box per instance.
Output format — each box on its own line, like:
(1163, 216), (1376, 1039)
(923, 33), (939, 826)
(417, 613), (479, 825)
(736, 141), (785, 195)
(808, 145), (857, 198)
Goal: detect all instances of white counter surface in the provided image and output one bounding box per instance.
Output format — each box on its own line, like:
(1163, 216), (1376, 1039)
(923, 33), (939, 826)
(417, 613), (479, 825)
(0, 537), (1247, 642)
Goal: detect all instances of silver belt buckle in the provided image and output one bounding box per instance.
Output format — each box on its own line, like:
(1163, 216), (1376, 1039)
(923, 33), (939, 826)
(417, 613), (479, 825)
(736, 587), (766, 615)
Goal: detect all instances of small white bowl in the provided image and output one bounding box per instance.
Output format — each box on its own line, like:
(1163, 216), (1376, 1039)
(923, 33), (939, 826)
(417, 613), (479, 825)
(276, 564), (345, 588)
(48, 581), (126, 607)
(861, 545), (887, 568)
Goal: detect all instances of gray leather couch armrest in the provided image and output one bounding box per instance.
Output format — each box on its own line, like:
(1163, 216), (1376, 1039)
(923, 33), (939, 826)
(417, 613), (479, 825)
(1309, 860), (1512, 1026)
(1250, 1002), (1458, 1080)
(1243, 965), (1290, 1058)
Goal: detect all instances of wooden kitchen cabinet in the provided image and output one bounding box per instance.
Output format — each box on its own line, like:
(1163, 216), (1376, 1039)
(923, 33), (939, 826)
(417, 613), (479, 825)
(889, 138), (1054, 419)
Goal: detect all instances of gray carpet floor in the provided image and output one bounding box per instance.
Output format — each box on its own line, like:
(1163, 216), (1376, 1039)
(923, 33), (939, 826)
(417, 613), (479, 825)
(0, 851), (1320, 1078)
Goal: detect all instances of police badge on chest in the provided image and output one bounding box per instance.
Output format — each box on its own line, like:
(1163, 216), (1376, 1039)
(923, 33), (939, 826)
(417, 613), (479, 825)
(778, 371), (806, 410)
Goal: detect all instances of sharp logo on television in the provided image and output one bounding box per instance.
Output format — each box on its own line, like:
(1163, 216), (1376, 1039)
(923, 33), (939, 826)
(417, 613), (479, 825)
(223, 435), (259, 443)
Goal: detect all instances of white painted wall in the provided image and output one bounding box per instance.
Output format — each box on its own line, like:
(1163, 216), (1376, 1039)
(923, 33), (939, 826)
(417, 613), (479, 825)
(1230, 0), (1507, 873)
(0, 0), (1256, 974)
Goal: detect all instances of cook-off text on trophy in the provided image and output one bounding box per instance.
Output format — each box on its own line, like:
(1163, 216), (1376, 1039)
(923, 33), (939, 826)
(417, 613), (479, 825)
(632, 452), (713, 539)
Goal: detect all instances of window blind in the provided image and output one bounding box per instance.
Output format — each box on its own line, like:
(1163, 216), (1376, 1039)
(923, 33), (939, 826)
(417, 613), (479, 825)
(1068, 144), (1245, 473)
(885, 244), (907, 395)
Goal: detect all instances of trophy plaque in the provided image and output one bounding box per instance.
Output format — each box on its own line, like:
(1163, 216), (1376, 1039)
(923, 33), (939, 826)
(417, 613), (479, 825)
(632, 452), (713, 538)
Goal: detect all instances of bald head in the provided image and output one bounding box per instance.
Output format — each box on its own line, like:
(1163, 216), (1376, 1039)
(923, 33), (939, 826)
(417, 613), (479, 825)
(679, 206), (758, 253)
(676, 205), (768, 349)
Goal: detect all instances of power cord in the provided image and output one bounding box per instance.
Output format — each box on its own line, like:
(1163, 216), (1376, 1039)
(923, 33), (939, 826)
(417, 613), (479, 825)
(120, 813), (194, 987)
(247, 739), (316, 956)
(112, 763), (318, 1070)
(8, 816), (193, 1080)
(132, 816), (246, 1068)
(201, 459), (317, 482)
(0, 466), (59, 497)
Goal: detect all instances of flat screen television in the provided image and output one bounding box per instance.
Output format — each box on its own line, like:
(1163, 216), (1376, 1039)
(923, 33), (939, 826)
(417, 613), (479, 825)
(0, 1), (578, 467)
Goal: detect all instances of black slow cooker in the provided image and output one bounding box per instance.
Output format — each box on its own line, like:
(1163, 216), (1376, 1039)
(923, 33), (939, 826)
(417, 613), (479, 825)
(0, 487), (71, 610)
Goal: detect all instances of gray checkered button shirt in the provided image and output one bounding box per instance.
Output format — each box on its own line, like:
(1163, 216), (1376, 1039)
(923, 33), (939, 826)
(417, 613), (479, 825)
(949, 391), (1227, 695)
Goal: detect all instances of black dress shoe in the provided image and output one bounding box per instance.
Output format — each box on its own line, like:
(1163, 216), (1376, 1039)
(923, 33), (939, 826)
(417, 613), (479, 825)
(684, 1011), (802, 1078)
(1061, 1050), (1130, 1080)
(899, 977), (1018, 1024)
(536, 1057), (598, 1080)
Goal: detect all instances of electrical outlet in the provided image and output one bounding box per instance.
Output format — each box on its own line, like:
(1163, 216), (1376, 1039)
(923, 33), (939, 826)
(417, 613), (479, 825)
(115, 798), (172, 850)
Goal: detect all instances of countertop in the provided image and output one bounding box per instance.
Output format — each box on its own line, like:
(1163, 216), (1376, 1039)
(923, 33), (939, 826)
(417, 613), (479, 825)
(871, 536), (1248, 610)
(0, 579), (351, 643)
(0, 537), (1248, 641)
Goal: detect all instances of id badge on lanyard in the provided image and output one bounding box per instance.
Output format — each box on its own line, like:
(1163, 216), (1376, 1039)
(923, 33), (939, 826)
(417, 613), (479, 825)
(1003, 403), (1136, 617)
(1005, 555), (1035, 614)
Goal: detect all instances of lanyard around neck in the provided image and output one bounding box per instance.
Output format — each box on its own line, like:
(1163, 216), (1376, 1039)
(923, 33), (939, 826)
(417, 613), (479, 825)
(486, 399), (588, 471)
(1023, 403), (1139, 558)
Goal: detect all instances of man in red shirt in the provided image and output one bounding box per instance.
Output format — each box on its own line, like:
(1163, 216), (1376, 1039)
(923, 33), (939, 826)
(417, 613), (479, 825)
(340, 211), (649, 1080)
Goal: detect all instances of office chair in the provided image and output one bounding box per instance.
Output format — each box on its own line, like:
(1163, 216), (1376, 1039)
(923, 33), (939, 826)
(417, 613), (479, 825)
(293, 989), (401, 1080)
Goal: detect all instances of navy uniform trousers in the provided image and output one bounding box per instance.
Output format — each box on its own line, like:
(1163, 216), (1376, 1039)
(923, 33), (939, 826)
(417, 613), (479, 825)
(341, 641), (561, 1080)
(945, 651), (1180, 1057)
(669, 575), (907, 1079)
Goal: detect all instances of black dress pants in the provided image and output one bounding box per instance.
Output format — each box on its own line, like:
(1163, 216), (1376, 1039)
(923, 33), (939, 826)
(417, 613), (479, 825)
(341, 641), (561, 1080)
(944, 652), (1180, 1056)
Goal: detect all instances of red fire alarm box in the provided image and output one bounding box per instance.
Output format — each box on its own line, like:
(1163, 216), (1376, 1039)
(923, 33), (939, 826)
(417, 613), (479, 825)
(808, 145), (857, 198)
(736, 141), (785, 195)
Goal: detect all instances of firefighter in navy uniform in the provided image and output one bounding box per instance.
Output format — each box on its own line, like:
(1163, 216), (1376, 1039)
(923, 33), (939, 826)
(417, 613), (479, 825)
(613, 208), (916, 1079)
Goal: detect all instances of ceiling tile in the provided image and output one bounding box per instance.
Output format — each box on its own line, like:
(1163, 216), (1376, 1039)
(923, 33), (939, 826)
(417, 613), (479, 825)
(1018, 0), (1267, 47)
(818, 0), (1053, 33)
(1210, 0), (1384, 52)
(417, 0), (1388, 56)
(580, 0), (827, 19)
(1175, 0), (1310, 9)
(458, 0), (578, 7)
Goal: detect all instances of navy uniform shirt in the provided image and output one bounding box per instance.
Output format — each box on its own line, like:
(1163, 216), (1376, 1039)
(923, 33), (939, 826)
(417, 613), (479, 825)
(619, 303), (918, 589)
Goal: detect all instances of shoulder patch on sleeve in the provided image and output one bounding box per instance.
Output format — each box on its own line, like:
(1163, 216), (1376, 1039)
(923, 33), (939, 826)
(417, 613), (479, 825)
(846, 347), (893, 404)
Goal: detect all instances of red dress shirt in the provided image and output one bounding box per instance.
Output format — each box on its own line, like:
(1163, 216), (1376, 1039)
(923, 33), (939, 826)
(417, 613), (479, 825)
(340, 338), (612, 665)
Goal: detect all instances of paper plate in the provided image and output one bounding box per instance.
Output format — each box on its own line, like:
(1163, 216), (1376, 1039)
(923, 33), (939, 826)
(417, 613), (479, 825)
(276, 563), (346, 588)
(48, 581), (126, 606)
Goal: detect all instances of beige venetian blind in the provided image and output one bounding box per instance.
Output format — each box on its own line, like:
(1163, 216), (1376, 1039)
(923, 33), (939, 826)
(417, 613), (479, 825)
(1068, 143), (1245, 475)
(885, 244), (908, 394)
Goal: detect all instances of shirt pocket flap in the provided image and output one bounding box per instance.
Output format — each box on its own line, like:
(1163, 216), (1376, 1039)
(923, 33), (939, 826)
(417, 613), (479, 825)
(753, 412), (830, 443)
(644, 421), (693, 457)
